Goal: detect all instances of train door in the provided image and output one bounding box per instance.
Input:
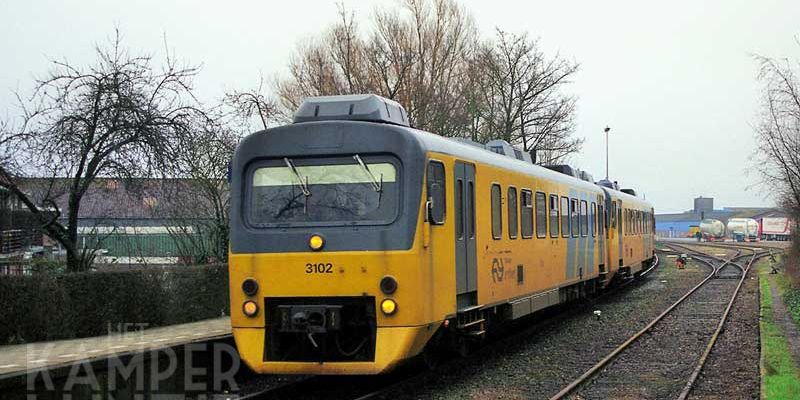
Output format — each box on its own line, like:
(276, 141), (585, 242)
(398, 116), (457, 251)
(602, 190), (617, 279)
(454, 161), (477, 309)
(596, 194), (605, 274)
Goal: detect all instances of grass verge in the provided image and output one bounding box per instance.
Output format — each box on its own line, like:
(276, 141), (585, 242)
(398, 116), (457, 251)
(760, 257), (800, 399)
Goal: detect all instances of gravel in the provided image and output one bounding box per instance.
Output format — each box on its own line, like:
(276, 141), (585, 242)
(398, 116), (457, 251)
(366, 256), (711, 400)
(572, 275), (737, 399)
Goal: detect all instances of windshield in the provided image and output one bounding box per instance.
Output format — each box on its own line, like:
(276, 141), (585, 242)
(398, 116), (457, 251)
(248, 157), (399, 226)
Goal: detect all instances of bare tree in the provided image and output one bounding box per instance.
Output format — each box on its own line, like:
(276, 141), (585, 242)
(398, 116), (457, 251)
(754, 52), (800, 219)
(754, 48), (800, 279)
(0, 31), (207, 272)
(475, 30), (581, 164)
(223, 75), (284, 131)
(276, 0), (479, 137)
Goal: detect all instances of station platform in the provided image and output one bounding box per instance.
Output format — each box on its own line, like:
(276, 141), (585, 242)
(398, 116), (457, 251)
(0, 317), (231, 383)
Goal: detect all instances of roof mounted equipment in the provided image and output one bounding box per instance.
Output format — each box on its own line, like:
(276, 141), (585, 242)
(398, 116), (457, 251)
(293, 94), (410, 127)
(485, 140), (533, 163)
(545, 165), (577, 177)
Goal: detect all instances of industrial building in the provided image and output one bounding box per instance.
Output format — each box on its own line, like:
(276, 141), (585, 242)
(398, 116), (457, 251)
(655, 196), (789, 239)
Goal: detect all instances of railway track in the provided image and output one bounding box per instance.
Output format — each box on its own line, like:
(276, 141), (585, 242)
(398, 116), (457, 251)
(229, 255), (662, 400)
(549, 242), (769, 400)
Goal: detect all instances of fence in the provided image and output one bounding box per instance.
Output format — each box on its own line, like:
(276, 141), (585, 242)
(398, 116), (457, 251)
(0, 260), (30, 276)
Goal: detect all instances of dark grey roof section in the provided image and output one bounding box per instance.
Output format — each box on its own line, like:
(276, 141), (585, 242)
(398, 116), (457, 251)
(544, 165), (576, 177)
(293, 94), (410, 127)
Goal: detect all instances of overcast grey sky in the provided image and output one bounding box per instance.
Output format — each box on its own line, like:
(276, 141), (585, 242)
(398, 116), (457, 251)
(1, 0), (798, 213)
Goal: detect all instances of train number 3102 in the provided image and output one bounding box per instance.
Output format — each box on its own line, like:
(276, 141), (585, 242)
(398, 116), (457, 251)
(305, 263), (334, 274)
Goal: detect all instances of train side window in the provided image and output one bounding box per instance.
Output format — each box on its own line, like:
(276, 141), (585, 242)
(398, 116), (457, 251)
(560, 196), (569, 238)
(622, 208), (631, 236)
(508, 187), (518, 239)
(628, 210), (632, 235)
(535, 192), (547, 238)
(580, 200), (588, 237)
(636, 211), (640, 234)
(520, 190), (533, 238)
(549, 195), (559, 238)
(590, 202), (596, 237)
(455, 180), (464, 239)
(468, 182), (475, 238)
(491, 184), (502, 239)
(617, 206), (622, 235)
(623, 209), (627, 235)
(636, 211), (644, 234)
(598, 204), (605, 237)
(426, 161), (446, 225)
(626, 210), (630, 235)
(570, 199), (579, 237)
(642, 211), (646, 234)
(641, 211), (645, 234)
(610, 202), (616, 229)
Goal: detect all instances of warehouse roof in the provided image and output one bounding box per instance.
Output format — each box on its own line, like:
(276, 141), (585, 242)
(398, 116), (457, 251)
(13, 177), (220, 221)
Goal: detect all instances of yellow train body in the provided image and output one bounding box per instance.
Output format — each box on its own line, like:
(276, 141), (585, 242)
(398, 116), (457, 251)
(228, 95), (655, 375)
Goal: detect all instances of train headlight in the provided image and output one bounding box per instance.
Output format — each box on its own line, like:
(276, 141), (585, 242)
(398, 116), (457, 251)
(380, 276), (398, 294)
(242, 278), (258, 296)
(380, 299), (397, 315)
(243, 301), (259, 317)
(309, 234), (325, 251)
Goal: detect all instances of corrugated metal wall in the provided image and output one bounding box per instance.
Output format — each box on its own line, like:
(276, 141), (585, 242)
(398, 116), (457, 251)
(79, 233), (210, 257)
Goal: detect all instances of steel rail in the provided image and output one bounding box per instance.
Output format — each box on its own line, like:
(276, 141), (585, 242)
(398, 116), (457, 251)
(676, 245), (773, 400)
(548, 245), (732, 400)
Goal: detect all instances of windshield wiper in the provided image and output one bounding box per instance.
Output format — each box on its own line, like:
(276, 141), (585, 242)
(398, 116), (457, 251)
(353, 154), (383, 193)
(283, 157), (311, 197)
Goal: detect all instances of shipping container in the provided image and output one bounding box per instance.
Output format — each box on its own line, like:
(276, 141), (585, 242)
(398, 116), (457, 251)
(759, 217), (791, 241)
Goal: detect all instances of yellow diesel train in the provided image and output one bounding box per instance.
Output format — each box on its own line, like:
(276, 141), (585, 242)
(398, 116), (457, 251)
(228, 94), (656, 375)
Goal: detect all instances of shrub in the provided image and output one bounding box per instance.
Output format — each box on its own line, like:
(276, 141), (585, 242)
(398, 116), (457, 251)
(0, 265), (229, 344)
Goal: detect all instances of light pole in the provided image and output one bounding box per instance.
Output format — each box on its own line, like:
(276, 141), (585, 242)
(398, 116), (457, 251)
(604, 126), (611, 180)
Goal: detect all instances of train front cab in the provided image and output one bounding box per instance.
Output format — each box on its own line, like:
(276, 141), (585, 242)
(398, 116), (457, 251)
(228, 121), (447, 375)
